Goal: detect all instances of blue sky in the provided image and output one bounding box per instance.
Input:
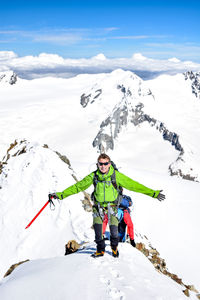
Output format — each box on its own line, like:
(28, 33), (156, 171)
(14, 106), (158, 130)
(0, 0), (200, 61)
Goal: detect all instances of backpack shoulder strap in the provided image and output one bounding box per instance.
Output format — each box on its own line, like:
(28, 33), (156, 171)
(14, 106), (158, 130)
(91, 170), (98, 202)
(93, 170), (98, 188)
(111, 170), (123, 194)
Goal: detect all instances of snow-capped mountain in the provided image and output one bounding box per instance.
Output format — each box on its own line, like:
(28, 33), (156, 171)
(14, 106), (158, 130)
(79, 69), (200, 181)
(81, 70), (182, 154)
(0, 68), (199, 180)
(0, 68), (200, 299)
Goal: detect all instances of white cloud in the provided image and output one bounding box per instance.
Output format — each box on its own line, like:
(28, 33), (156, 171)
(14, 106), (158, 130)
(91, 53), (107, 60)
(0, 51), (200, 80)
(0, 51), (18, 61)
(132, 53), (147, 61)
(168, 57), (181, 63)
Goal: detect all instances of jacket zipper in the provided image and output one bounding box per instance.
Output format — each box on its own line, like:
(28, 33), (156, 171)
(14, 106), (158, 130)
(104, 180), (106, 203)
(100, 174), (106, 204)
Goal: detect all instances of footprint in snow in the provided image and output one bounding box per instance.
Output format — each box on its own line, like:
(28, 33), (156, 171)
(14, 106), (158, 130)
(100, 276), (125, 300)
(108, 287), (125, 300)
(109, 267), (124, 280)
(100, 276), (111, 285)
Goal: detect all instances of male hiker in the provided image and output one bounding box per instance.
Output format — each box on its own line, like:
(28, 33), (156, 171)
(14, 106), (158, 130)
(49, 154), (165, 258)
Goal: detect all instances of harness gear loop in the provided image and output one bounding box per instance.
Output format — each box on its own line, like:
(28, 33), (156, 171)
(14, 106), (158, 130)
(107, 203), (111, 225)
(97, 203), (105, 220)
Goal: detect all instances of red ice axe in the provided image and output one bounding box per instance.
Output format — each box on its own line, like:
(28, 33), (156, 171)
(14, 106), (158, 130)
(25, 195), (55, 229)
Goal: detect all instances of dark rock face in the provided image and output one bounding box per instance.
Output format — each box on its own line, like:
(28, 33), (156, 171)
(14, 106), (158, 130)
(0, 74), (6, 83)
(92, 103), (129, 151)
(65, 240), (80, 255)
(184, 71), (200, 98)
(168, 154), (198, 182)
(93, 100), (183, 154)
(4, 260), (29, 277)
(9, 72), (17, 85)
(117, 84), (132, 97)
(80, 89), (102, 107)
(80, 93), (91, 107)
(157, 122), (183, 152)
(169, 164), (197, 181)
(0, 71), (17, 85)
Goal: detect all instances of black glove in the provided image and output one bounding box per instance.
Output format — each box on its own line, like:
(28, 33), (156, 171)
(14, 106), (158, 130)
(130, 239), (136, 247)
(48, 193), (59, 200)
(157, 190), (165, 201)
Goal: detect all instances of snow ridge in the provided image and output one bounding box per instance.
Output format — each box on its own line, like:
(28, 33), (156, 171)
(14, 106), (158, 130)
(1, 241), (197, 300)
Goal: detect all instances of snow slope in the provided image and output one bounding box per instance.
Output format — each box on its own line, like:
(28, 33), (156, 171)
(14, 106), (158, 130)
(0, 140), (199, 300)
(0, 141), (93, 277)
(0, 69), (200, 299)
(0, 242), (193, 300)
(146, 73), (200, 180)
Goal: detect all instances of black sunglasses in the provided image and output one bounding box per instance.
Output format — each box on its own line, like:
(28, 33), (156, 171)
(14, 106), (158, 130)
(98, 162), (110, 166)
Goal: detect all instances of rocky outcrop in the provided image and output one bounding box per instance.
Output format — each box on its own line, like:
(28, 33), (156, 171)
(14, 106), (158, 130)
(169, 162), (198, 181)
(169, 154), (199, 182)
(0, 71), (17, 85)
(135, 241), (199, 298)
(0, 140), (93, 209)
(64, 240), (89, 255)
(80, 89), (102, 107)
(65, 240), (81, 255)
(157, 122), (183, 152)
(184, 71), (200, 99)
(93, 101), (183, 154)
(0, 140), (27, 177)
(4, 260), (29, 277)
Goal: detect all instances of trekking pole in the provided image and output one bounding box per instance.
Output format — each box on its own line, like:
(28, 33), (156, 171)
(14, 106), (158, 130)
(25, 195), (55, 229)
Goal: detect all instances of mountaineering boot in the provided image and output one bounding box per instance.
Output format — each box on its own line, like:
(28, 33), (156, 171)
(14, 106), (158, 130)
(130, 239), (136, 247)
(91, 250), (105, 258)
(111, 246), (119, 258)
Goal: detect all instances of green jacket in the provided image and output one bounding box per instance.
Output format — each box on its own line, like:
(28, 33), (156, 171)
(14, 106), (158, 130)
(56, 165), (160, 206)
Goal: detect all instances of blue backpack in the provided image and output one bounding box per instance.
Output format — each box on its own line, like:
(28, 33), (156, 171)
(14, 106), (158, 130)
(118, 195), (133, 242)
(119, 195), (133, 209)
(117, 195), (133, 223)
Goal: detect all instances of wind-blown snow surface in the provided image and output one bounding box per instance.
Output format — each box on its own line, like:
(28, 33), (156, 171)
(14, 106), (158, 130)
(0, 242), (192, 300)
(0, 69), (200, 298)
